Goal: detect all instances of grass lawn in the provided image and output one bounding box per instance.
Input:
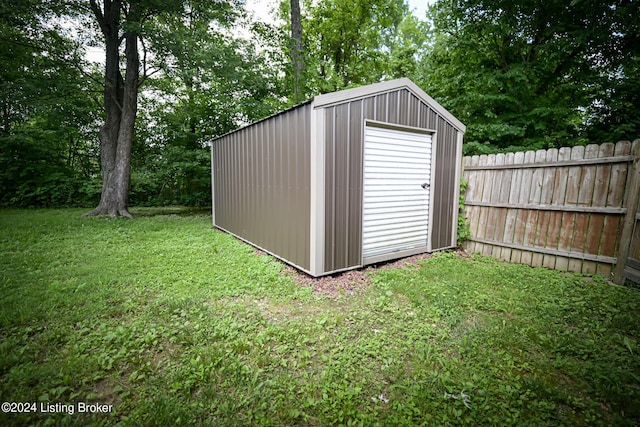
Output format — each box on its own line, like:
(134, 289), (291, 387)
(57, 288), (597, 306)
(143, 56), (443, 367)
(1, 208), (639, 426)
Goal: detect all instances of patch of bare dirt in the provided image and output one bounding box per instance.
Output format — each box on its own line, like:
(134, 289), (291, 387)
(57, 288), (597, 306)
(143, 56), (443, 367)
(275, 248), (470, 297)
(281, 265), (371, 298)
(91, 378), (122, 407)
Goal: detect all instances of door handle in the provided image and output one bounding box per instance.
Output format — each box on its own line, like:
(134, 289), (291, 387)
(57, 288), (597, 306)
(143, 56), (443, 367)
(421, 183), (430, 189)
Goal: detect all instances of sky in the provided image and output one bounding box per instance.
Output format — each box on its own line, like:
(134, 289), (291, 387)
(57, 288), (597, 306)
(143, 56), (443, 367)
(407, 0), (433, 20)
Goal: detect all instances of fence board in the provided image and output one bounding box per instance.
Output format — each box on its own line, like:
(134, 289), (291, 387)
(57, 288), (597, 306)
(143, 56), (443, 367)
(574, 145), (600, 273)
(478, 154), (495, 255)
(600, 142), (631, 268)
(464, 202), (624, 214)
(516, 151), (536, 264)
(472, 154), (487, 256)
(462, 140), (637, 281)
(554, 147), (575, 270)
(508, 152), (525, 262)
(465, 155), (634, 170)
(499, 153), (516, 262)
(483, 155), (498, 255)
(565, 146), (585, 272)
(592, 143), (615, 277)
(498, 153), (515, 261)
(541, 149), (559, 269)
(492, 154), (507, 258)
(538, 149), (556, 268)
(530, 150), (547, 267)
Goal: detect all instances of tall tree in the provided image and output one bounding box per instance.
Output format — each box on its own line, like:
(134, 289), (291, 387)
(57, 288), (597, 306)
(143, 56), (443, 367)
(290, 0), (304, 103)
(127, 0), (283, 206)
(300, 0), (410, 93)
(583, 0), (640, 142)
(86, 0), (142, 217)
(85, 0), (233, 216)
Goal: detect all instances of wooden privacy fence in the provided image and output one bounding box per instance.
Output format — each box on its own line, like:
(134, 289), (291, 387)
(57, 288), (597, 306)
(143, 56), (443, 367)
(462, 140), (640, 285)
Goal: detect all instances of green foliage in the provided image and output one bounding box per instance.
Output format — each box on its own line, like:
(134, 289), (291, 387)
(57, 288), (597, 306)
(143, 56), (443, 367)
(0, 3), (102, 207)
(457, 179), (470, 245)
(418, 0), (638, 149)
(1, 210), (639, 426)
(3, 0), (638, 210)
(303, 0), (409, 92)
(120, 0), (286, 207)
(1, 0), (286, 209)
(130, 146), (211, 206)
(276, 0), (418, 99)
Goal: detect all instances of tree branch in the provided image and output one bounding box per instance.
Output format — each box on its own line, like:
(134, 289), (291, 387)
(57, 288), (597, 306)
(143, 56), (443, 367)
(89, 0), (108, 36)
(138, 67), (163, 88)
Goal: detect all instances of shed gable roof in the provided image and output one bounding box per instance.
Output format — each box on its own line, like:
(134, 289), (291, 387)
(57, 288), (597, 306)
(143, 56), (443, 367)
(313, 78), (465, 133)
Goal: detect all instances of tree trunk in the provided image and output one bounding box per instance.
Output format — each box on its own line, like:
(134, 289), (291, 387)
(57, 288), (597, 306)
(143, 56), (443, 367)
(85, 0), (139, 218)
(290, 0), (304, 104)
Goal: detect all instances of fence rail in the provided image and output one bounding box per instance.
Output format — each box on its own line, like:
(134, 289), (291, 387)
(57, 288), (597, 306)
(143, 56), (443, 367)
(462, 140), (640, 284)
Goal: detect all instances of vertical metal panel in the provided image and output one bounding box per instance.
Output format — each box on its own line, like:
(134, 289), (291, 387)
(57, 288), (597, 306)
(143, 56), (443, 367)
(362, 124), (432, 261)
(363, 97), (375, 120)
(407, 93), (420, 126)
(324, 107), (336, 270)
(430, 117), (458, 250)
(348, 100), (364, 264)
(324, 101), (367, 272)
(388, 91), (399, 123)
(376, 95), (387, 122)
(212, 104), (311, 271)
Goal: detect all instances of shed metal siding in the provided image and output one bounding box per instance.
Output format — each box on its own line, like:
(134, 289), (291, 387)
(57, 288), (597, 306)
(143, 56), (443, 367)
(324, 102), (363, 271)
(430, 117), (459, 250)
(212, 104), (311, 271)
(324, 102), (363, 272)
(322, 88), (460, 272)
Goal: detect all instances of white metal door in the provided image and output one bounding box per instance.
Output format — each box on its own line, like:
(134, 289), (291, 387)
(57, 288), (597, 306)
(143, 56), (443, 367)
(362, 124), (432, 261)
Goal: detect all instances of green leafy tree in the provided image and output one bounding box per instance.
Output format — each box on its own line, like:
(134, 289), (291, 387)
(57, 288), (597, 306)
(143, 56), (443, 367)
(82, 0), (254, 216)
(0, 0), (284, 209)
(584, 0), (640, 143)
(0, 0), (101, 207)
(418, 0), (638, 152)
(126, 0), (285, 206)
(387, 14), (429, 80)
(277, 0), (412, 98)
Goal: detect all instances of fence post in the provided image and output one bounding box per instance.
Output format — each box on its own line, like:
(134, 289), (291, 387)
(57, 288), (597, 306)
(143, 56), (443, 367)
(614, 140), (640, 284)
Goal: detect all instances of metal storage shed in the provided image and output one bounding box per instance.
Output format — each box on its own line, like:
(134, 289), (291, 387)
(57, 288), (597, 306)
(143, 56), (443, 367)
(211, 78), (466, 277)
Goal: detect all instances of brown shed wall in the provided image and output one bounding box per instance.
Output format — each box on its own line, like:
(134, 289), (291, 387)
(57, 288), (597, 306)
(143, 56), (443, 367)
(212, 103), (312, 271)
(323, 89), (460, 272)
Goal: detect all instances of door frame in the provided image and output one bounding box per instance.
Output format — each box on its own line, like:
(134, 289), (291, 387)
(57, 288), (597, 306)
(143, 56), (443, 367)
(361, 120), (437, 265)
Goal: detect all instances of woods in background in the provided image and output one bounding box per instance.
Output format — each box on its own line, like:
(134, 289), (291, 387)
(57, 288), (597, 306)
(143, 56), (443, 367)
(1, 0), (637, 209)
